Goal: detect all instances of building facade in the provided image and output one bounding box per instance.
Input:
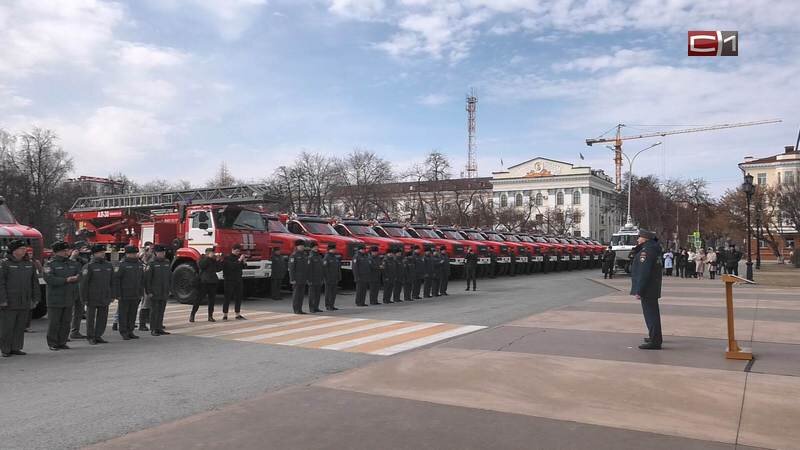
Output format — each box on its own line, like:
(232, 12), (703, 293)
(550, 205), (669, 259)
(491, 157), (620, 241)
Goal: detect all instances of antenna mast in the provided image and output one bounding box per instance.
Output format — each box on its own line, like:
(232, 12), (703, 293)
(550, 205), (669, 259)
(466, 88), (478, 178)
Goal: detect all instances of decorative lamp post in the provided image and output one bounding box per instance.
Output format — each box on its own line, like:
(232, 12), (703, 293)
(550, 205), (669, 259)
(755, 197), (762, 270)
(741, 173), (755, 281)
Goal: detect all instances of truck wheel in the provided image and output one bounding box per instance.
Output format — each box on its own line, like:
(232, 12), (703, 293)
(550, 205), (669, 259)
(172, 263), (199, 304)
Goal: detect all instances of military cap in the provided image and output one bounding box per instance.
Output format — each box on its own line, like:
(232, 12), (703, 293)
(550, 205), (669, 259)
(124, 245), (139, 254)
(328, 243), (336, 250)
(232, 243), (242, 250)
(370, 245), (379, 252)
(8, 240), (27, 252)
(638, 229), (656, 240)
(153, 244), (166, 252)
(91, 243), (106, 253)
(51, 241), (70, 253)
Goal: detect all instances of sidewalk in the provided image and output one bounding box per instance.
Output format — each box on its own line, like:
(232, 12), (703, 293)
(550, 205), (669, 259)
(90, 276), (800, 450)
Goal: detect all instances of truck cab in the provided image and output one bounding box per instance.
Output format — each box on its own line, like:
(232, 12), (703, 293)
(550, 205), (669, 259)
(482, 230), (530, 274)
(284, 215), (363, 270)
(372, 222), (434, 254)
(264, 214), (318, 255)
(435, 227), (492, 268)
(500, 232), (542, 273)
(0, 196), (47, 318)
(405, 224), (467, 266)
(459, 229), (512, 276)
(333, 220), (402, 255)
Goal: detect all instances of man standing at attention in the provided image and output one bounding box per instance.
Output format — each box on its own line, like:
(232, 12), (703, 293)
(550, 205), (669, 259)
(44, 241), (81, 350)
(630, 230), (664, 350)
(80, 244), (114, 345)
(288, 240), (310, 314)
(322, 244), (341, 311)
(145, 245), (172, 336)
(1, 240), (41, 356)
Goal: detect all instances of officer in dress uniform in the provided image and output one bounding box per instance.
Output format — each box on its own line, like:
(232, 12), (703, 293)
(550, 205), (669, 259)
(413, 248), (425, 300)
(70, 242), (91, 339)
(194, 248), (222, 322)
(391, 249), (404, 302)
(270, 248), (287, 300)
(368, 246), (382, 305)
(323, 244), (341, 311)
(423, 249), (435, 298)
(464, 247), (478, 291)
(382, 250), (397, 304)
(402, 251), (415, 302)
(137, 243), (155, 332)
(144, 245), (172, 336)
(630, 229), (664, 350)
(80, 244), (114, 345)
(114, 245), (144, 340)
(288, 240), (310, 314)
(308, 242), (324, 313)
(44, 241), (81, 351)
(439, 246), (450, 296)
(431, 248), (444, 297)
(1, 240), (40, 356)
(222, 244), (247, 321)
(353, 246), (370, 307)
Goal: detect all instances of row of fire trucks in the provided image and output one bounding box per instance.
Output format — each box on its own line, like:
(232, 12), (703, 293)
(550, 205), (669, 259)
(5, 186), (606, 308)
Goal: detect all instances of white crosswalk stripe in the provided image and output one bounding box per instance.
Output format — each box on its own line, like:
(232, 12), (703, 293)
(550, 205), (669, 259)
(278, 321), (403, 346)
(369, 325), (486, 356)
(321, 323), (443, 351)
(236, 318), (366, 342)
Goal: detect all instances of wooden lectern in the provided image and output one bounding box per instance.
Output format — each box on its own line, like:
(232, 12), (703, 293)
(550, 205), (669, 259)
(721, 274), (755, 360)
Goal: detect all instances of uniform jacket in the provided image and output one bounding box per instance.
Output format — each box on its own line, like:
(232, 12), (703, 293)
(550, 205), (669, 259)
(403, 256), (415, 283)
(113, 258), (145, 302)
(198, 255), (222, 284)
(465, 253), (478, 267)
(80, 257), (114, 307)
(322, 253), (341, 284)
(222, 254), (246, 282)
(288, 250), (310, 284)
(415, 255), (428, 279)
(440, 253), (451, 278)
(725, 249), (742, 267)
(369, 254), (382, 283)
(0, 255), (41, 310)
(427, 255), (440, 279)
(308, 251), (324, 286)
(44, 255), (81, 308)
(352, 252), (371, 283)
(602, 250), (616, 272)
(630, 240), (663, 299)
(383, 255), (397, 282)
(271, 253), (288, 279)
(144, 257), (172, 300)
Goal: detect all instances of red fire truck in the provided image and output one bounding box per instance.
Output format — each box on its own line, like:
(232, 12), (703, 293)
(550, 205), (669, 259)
(372, 221), (435, 253)
(264, 214), (318, 255)
(0, 196), (48, 318)
(282, 215), (364, 270)
(332, 219), (403, 254)
(65, 186), (275, 303)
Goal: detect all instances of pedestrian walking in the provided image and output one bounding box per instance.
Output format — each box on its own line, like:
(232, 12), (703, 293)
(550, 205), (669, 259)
(439, 247), (450, 295)
(70, 242), (91, 339)
(270, 248), (288, 300)
(392, 249), (404, 302)
(144, 245), (172, 336)
(630, 230), (664, 350)
(464, 247), (478, 291)
(193, 248), (222, 322)
(1, 240), (41, 356)
(44, 241), (82, 350)
(137, 243), (155, 332)
(288, 240), (310, 313)
(412, 249), (425, 300)
(322, 244), (341, 311)
(308, 243), (324, 313)
(113, 245), (144, 340)
(382, 250), (397, 304)
(602, 246), (616, 279)
(368, 246), (382, 305)
(222, 244), (247, 321)
(80, 244), (114, 345)
(707, 248), (718, 280)
(352, 246), (370, 307)
(662, 249), (674, 276)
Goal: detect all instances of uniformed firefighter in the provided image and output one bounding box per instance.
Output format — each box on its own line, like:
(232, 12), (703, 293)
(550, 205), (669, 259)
(288, 240), (310, 314)
(137, 243), (155, 332)
(145, 245), (172, 336)
(0, 240), (41, 356)
(70, 242), (91, 339)
(194, 248), (222, 322)
(80, 244), (114, 345)
(270, 248), (288, 300)
(432, 248), (445, 297)
(423, 249), (434, 298)
(630, 230), (664, 350)
(44, 241), (81, 350)
(439, 246), (450, 296)
(353, 246), (370, 307)
(113, 245), (144, 340)
(222, 244), (247, 321)
(464, 247), (478, 291)
(412, 249), (425, 300)
(391, 249), (404, 302)
(402, 251), (414, 301)
(382, 250), (397, 304)
(602, 246), (616, 279)
(308, 242), (324, 313)
(322, 244), (341, 311)
(368, 246), (382, 305)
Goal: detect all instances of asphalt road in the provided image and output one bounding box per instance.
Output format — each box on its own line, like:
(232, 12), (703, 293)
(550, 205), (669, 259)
(0, 269), (612, 450)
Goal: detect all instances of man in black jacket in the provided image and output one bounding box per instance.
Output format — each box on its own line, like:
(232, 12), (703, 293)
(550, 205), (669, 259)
(145, 245), (172, 335)
(270, 248), (287, 300)
(368, 246), (382, 305)
(403, 251), (415, 301)
(308, 242), (324, 313)
(1, 240), (41, 356)
(630, 230), (664, 350)
(464, 247), (478, 291)
(413, 248), (425, 299)
(44, 241), (81, 350)
(439, 246), (450, 295)
(194, 248), (222, 322)
(222, 244), (247, 321)
(80, 244), (114, 345)
(352, 246), (370, 307)
(382, 250), (397, 304)
(114, 245), (144, 339)
(288, 240), (310, 314)
(322, 244), (341, 311)
(423, 249), (434, 298)
(392, 249), (404, 302)
(602, 246), (616, 279)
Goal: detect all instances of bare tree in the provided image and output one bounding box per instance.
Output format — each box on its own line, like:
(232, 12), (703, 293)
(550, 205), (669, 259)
(206, 162), (238, 188)
(778, 182), (800, 232)
(336, 149), (394, 218)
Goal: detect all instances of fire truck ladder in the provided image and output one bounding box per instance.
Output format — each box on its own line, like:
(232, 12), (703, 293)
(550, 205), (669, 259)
(69, 184), (278, 212)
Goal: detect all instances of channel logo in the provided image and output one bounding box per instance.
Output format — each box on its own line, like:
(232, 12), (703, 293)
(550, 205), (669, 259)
(688, 31), (738, 56)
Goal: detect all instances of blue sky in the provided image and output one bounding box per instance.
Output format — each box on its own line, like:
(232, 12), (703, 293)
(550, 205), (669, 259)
(1, 0), (798, 196)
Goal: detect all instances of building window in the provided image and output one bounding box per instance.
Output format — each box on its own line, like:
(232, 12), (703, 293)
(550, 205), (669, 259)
(786, 172), (796, 185)
(572, 191), (581, 205)
(572, 212), (581, 224)
(500, 194), (507, 208)
(535, 214), (544, 224)
(757, 173), (767, 185)
(556, 192), (564, 206)
(535, 193), (543, 206)
(600, 214), (605, 225)
(515, 193), (523, 207)
(573, 230), (581, 237)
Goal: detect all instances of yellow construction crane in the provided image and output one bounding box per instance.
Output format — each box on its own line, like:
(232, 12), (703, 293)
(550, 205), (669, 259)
(586, 119), (782, 191)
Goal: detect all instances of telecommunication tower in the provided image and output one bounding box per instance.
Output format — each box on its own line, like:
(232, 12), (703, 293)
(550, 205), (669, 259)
(466, 88), (478, 178)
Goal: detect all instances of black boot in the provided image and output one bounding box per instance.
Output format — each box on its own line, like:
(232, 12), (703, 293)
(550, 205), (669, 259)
(139, 309), (150, 331)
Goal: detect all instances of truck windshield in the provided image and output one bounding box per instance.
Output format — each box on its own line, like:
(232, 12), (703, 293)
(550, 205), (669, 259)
(381, 226), (412, 238)
(214, 208), (266, 231)
(519, 236), (534, 243)
(267, 218), (289, 233)
(348, 224), (379, 237)
(442, 230), (465, 240)
(486, 233), (505, 242)
(504, 235), (520, 242)
(303, 221), (337, 235)
(0, 205), (15, 224)
(465, 232), (486, 241)
(611, 234), (638, 246)
(413, 228), (439, 239)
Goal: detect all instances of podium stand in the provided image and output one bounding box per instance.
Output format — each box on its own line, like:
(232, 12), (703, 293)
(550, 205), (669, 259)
(721, 274), (754, 360)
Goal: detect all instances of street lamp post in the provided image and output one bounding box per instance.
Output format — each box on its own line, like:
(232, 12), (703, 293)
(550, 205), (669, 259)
(755, 197), (762, 270)
(607, 142), (662, 227)
(742, 173), (755, 281)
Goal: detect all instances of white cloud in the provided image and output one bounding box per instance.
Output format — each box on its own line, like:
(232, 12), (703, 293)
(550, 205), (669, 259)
(0, 85), (32, 109)
(553, 48), (658, 72)
(143, 0), (268, 40)
(116, 43), (188, 69)
(417, 93), (450, 106)
(329, 0), (386, 20)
